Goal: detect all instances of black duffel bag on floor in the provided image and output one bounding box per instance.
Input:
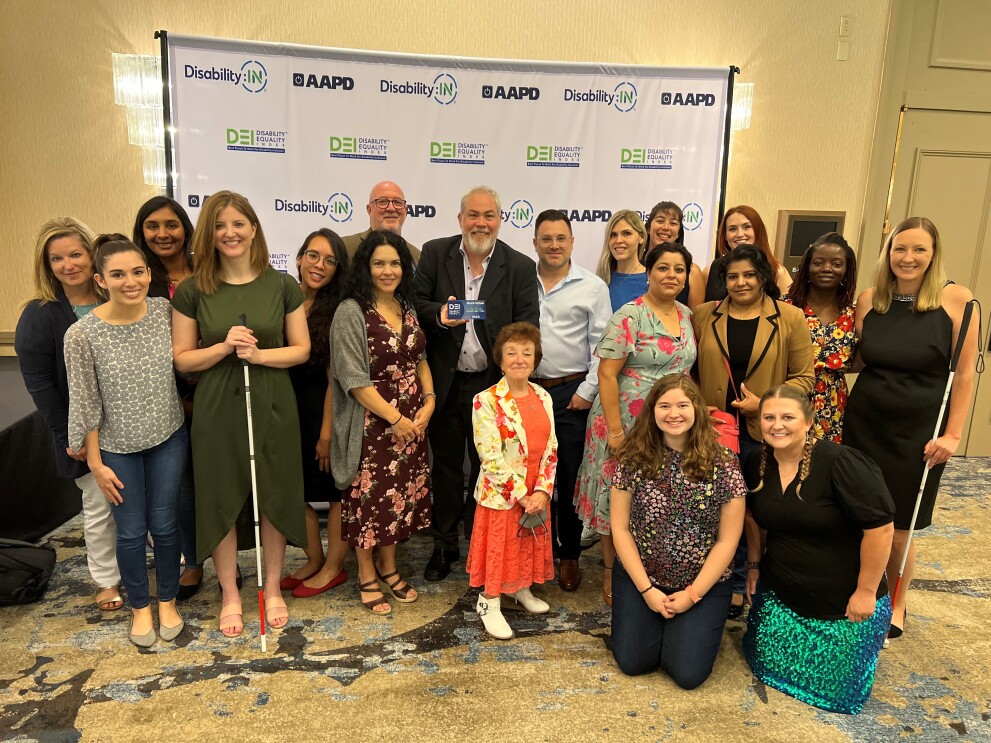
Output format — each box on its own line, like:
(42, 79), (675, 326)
(0, 538), (57, 605)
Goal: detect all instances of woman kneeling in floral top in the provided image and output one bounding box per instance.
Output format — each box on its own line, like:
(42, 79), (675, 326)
(610, 374), (746, 688)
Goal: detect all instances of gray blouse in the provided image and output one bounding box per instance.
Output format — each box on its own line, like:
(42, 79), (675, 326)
(65, 297), (184, 454)
(328, 299), (372, 490)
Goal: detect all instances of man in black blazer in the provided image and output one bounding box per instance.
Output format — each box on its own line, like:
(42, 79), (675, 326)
(413, 186), (539, 580)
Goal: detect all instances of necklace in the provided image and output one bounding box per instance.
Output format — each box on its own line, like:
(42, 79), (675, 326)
(893, 293), (917, 302)
(516, 388), (539, 411)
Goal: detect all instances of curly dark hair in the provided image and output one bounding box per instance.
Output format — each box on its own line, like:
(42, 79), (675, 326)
(719, 244), (780, 300)
(345, 230), (416, 312)
(787, 232), (857, 309)
(296, 228), (349, 369)
(131, 196), (195, 298)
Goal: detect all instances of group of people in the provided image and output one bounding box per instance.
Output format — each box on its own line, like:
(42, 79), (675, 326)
(16, 179), (978, 714)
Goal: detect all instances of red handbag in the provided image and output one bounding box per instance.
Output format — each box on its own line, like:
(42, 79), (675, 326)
(711, 356), (741, 453)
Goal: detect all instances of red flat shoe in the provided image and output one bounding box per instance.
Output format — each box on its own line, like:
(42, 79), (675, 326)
(280, 567), (320, 591)
(291, 569), (348, 598)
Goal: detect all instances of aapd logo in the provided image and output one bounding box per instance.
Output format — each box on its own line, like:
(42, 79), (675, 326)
(240, 60), (268, 93)
(613, 82), (637, 113)
(661, 91), (716, 106)
(187, 195), (201, 208)
(682, 203), (703, 231)
(481, 84), (540, 101)
(505, 199), (534, 229)
(327, 192), (353, 223)
(433, 73), (457, 105)
(292, 72), (355, 91)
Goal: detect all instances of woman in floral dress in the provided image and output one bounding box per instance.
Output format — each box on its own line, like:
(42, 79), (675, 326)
(329, 231), (433, 615)
(575, 243), (698, 605)
(784, 233), (858, 442)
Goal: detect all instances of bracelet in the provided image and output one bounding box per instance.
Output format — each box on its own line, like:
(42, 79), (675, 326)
(390, 411), (402, 426)
(685, 584), (702, 604)
(423, 392), (437, 400)
(639, 584), (654, 595)
(608, 431), (624, 439)
(744, 561), (760, 571)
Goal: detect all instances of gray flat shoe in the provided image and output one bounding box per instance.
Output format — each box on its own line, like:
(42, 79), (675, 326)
(129, 617), (156, 648)
(159, 618), (185, 642)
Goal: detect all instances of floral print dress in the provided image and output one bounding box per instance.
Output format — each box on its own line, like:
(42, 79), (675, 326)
(789, 302), (856, 443)
(574, 297), (697, 535)
(344, 308), (431, 548)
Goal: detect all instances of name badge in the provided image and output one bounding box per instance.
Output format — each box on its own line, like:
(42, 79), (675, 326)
(447, 299), (487, 320)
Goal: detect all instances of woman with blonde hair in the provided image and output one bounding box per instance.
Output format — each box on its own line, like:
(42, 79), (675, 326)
(844, 217), (978, 640)
(172, 191), (310, 638)
(596, 210), (649, 311)
(610, 374), (745, 688)
(15, 217), (122, 614)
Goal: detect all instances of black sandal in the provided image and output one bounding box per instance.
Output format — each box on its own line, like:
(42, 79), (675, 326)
(376, 569), (418, 603)
(359, 579), (392, 615)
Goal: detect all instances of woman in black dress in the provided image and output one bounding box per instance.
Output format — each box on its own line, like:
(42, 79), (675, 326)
(844, 217), (978, 638)
(283, 229), (353, 598)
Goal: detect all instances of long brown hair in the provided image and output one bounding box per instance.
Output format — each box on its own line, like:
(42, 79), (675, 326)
(616, 374), (719, 482)
(190, 191), (270, 294)
(716, 205), (780, 272)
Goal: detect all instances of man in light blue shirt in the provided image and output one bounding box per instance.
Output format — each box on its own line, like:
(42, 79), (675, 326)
(530, 209), (611, 591)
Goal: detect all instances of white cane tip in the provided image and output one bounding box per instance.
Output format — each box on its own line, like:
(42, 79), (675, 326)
(261, 635), (267, 652)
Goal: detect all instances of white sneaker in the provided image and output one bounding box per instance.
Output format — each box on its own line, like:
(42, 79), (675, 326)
(476, 594), (513, 639)
(580, 526), (600, 549)
(508, 587), (549, 614)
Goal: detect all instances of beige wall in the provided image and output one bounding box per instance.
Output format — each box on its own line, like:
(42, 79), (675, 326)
(0, 0), (891, 344)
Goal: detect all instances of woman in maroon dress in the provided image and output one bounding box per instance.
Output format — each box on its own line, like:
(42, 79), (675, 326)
(329, 231), (434, 615)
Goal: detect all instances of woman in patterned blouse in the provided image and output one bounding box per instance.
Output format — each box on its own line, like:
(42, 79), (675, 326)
(467, 322), (558, 640)
(610, 374), (745, 688)
(784, 233), (858, 442)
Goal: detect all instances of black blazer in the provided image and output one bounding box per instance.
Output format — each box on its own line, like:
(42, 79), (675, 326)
(413, 235), (539, 409)
(14, 287), (89, 479)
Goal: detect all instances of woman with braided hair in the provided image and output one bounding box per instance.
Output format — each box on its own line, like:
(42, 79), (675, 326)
(741, 385), (894, 714)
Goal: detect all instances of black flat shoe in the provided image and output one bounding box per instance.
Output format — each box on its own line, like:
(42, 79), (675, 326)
(423, 548), (459, 582)
(727, 595), (745, 620)
(176, 579), (202, 601)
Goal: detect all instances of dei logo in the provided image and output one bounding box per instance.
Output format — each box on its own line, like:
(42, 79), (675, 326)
(661, 91), (717, 106)
(619, 147), (673, 170)
(292, 72), (355, 91)
(481, 84), (540, 100)
(526, 145), (582, 168)
(226, 128), (286, 154)
(429, 141), (487, 165)
(329, 135), (388, 161)
(682, 203), (703, 231)
(503, 199), (534, 229)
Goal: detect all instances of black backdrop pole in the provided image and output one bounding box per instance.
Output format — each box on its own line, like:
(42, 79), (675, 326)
(717, 65), (740, 224)
(155, 30), (175, 197)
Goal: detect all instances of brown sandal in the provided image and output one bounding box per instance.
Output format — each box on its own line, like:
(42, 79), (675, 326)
(359, 579), (392, 615)
(376, 569), (417, 603)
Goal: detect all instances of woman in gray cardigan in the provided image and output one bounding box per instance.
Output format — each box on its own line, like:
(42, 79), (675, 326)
(329, 231), (434, 615)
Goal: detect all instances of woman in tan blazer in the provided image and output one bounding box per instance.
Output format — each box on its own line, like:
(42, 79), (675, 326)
(693, 244), (815, 617)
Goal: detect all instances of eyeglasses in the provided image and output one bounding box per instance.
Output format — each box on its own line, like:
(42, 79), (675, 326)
(370, 198), (407, 210)
(302, 250), (340, 269)
(537, 235), (571, 246)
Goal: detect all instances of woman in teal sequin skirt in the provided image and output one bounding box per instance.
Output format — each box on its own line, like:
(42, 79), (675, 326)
(741, 385), (894, 714)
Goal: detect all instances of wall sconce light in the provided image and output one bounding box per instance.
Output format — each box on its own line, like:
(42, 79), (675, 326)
(112, 53), (166, 189)
(731, 82), (754, 131)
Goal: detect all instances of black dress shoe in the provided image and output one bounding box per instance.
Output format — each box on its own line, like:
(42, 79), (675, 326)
(423, 548), (459, 581)
(176, 578), (202, 602)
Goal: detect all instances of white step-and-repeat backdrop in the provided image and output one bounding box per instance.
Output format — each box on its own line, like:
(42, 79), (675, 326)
(165, 34), (731, 277)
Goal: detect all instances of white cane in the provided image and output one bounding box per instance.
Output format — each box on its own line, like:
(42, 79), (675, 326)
(239, 313), (267, 652)
(891, 300), (977, 616)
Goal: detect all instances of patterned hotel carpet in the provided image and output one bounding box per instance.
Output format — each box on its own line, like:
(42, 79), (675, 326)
(1, 458), (989, 742)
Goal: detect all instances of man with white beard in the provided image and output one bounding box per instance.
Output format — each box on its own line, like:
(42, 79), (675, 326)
(413, 186), (540, 581)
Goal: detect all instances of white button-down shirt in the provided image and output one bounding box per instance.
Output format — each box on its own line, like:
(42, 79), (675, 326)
(533, 261), (612, 401)
(456, 244), (491, 372)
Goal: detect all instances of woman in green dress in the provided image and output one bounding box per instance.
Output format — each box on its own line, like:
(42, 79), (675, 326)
(172, 191), (309, 638)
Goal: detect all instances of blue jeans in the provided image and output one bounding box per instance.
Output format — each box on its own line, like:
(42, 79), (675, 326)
(102, 426), (188, 608)
(611, 559), (732, 689)
(730, 424), (763, 594)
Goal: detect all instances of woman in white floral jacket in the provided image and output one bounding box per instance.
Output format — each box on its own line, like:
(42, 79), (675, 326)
(467, 322), (558, 639)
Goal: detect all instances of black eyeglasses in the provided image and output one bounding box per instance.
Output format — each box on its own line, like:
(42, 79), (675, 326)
(370, 198), (407, 210)
(302, 250), (340, 269)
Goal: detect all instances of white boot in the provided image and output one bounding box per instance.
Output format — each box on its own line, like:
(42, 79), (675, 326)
(476, 594), (513, 639)
(508, 586), (549, 614)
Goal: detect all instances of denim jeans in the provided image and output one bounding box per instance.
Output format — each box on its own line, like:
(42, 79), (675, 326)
(611, 559), (732, 689)
(101, 426), (188, 608)
(730, 424), (763, 594)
